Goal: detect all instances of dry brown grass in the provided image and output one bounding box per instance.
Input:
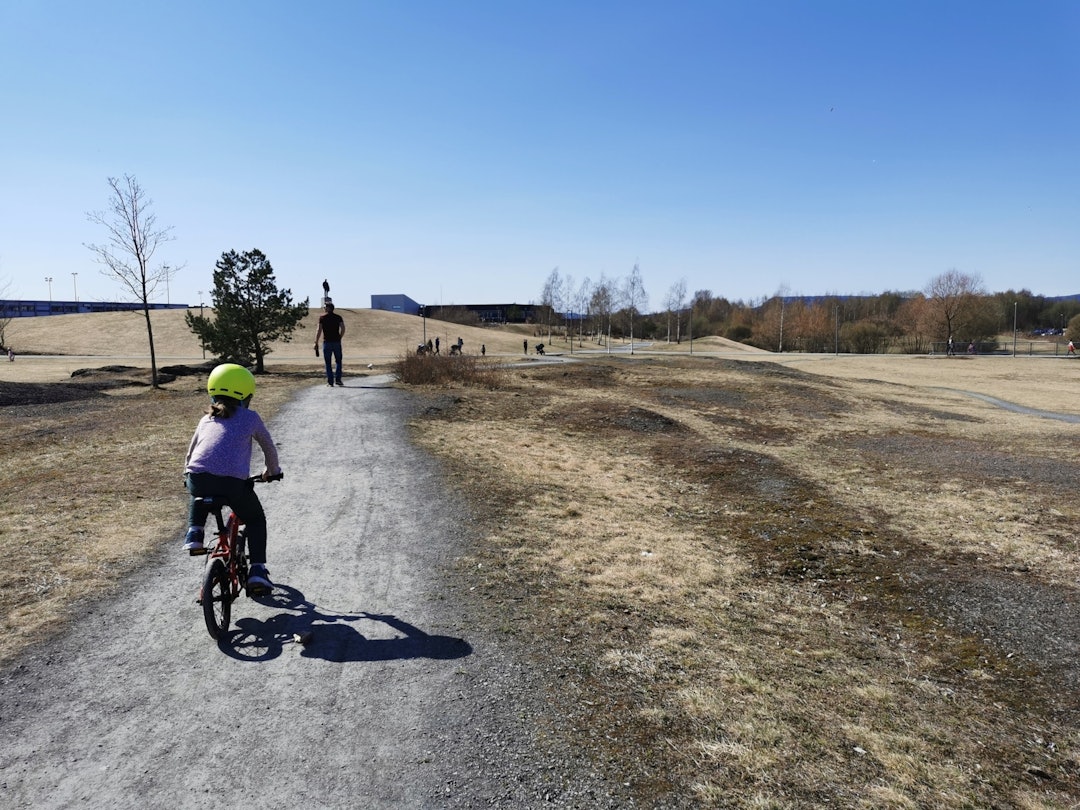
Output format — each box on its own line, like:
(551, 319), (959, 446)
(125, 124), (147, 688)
(408, 355), (1080, 807)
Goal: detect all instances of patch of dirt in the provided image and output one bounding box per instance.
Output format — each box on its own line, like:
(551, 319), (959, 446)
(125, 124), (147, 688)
(0, 381), (112, 407)
(0, 366), (168, 407)
(553, 400), (687, 435)
(840, 432), (1080, 486)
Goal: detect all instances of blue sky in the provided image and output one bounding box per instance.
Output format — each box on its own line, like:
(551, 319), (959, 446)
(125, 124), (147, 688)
(1, 1), (1077, 312)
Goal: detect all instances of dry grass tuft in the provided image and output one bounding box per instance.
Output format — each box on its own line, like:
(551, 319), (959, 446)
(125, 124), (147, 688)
(389, 351), (509, 388)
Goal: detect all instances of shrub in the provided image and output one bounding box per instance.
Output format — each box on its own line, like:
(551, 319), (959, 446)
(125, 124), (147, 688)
(390, 352), (507, 388)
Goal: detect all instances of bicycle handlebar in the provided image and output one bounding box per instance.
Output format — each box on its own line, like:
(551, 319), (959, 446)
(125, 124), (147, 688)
(251, 472), (284, 483)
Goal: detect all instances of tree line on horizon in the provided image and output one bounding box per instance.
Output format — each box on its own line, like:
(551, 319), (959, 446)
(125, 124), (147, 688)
(475, 266), (1080, 354)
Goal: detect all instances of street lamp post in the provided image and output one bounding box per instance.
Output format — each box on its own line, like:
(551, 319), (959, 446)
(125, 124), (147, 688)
(45, 277), (53, 303)
(71, 273), (78, 306)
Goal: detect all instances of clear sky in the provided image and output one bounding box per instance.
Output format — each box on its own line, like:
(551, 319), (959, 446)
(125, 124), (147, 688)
(2, 1), (1077, 312)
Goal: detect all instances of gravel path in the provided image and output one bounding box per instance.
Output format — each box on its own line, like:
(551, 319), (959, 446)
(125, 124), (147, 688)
(0, 376), (625, 808)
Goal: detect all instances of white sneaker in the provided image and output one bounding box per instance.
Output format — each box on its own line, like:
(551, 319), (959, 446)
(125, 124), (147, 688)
(183, 527), (205, 554)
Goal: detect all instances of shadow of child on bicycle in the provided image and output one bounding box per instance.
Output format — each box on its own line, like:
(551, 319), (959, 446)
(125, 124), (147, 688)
(218, 583), (473, 664)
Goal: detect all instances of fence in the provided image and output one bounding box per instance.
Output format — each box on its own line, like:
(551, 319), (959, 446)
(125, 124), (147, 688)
(930, 339), (1074, 357)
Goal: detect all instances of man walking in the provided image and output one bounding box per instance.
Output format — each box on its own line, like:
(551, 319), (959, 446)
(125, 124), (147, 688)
(314, 301), (346, 386)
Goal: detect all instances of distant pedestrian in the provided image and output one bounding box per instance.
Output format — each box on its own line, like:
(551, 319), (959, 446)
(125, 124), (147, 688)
(322, 279), (330, 301)
(7, 348), (12, 362)
(1069, 340), (1075, 355)
(523, 339), (528, 355)
(947, 336), (955, 356)
(481, 344), (486, 357)
(967, 341), (975, 355)
(435, 337), (440, 355)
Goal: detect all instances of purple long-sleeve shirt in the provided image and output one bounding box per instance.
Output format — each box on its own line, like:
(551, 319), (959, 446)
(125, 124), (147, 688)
(184, 407), (280, 479)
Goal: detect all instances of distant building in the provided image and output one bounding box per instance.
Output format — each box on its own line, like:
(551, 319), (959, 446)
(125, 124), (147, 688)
(0, 299), (189, 318)
(369, 296), (550, 324)
(370, 294), (421, 315)
(421, 303), (547, 324)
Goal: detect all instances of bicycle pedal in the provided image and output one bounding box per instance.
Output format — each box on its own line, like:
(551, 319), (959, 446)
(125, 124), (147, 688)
(188, 548), (209, 556)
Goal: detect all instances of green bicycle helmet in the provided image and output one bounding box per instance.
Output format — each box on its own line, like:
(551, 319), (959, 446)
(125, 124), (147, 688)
(206, 363), (256, 402)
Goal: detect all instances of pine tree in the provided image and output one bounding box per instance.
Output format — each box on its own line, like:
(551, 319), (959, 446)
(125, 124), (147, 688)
(186, 249), (309, 373)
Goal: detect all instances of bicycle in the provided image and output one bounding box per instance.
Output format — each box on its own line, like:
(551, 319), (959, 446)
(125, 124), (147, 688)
(191, 473), (283, 639)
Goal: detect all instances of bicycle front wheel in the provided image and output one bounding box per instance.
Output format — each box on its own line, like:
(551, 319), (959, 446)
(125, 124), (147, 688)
(201, 559), (232, 639)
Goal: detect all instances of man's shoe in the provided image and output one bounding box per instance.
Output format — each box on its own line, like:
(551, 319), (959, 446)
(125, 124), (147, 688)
(327, 381), (334, 387)
(183, 527), (205, 554)
(335, 380), (344, 386)
(248, 565), (273, 594)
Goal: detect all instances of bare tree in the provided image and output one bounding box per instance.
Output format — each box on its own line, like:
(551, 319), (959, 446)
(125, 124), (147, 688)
(562, 272), (575, 348)
(86, 175), (179, 387)
(590, 274), (617, 350)
(572, 276), (593, 350)
(622, 263), (647, 355)
(540, 267), (563, 343)
(925, 269), (986, 345)
(664, 277), (687, 343)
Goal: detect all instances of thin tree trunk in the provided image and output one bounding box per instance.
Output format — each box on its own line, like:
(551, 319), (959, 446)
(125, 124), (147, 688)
(143, 306), (159, 388)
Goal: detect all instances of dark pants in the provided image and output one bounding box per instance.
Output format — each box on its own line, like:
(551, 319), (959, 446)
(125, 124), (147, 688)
(323, 340), (343, 383)
(186, 473), (268, 565)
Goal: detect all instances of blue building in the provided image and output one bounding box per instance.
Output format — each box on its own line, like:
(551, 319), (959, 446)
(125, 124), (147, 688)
(370, 294), (421, 315)
(0, 299), (189, 318)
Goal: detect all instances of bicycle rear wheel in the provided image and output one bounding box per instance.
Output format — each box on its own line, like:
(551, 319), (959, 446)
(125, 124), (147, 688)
(201, 559), (232, 639)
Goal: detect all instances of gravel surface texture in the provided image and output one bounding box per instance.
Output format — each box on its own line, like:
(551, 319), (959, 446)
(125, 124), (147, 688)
(0, 375), (635, 808)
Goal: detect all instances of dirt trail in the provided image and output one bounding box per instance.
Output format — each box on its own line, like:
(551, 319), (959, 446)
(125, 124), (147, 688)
(0, 376), (622, 808)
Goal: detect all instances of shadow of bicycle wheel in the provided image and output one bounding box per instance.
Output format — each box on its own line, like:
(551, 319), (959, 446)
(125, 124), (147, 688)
(215, 583), (473, 664)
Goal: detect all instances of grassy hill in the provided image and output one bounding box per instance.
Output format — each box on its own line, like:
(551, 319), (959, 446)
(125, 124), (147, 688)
(5, 307), (547, 362)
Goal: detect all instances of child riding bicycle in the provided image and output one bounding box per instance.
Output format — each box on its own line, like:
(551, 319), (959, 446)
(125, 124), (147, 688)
(183, 363), (282, 592)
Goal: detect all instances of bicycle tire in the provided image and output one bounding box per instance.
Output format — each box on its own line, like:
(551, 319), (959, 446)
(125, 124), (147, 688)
(201, 559), (232, 639)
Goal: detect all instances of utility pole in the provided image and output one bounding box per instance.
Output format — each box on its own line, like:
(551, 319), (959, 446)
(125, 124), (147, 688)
(71, 272), (78, 305)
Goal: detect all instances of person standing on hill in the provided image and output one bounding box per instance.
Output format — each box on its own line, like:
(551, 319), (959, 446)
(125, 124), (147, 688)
(314, 301), (346, 386)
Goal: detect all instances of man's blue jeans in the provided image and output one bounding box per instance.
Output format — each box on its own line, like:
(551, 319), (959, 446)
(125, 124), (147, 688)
(323, 341), (343, 383)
